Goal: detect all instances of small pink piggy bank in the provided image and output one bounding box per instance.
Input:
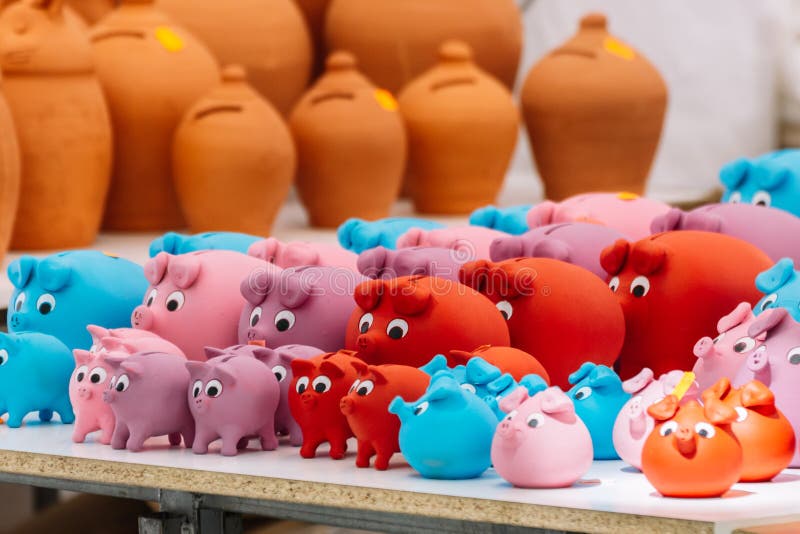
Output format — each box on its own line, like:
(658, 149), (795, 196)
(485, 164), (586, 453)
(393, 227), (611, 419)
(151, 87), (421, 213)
(87, 325), (186, 358)
(248, 237), (358, 271)
(396, 226), (508, 261)
(131, 251), (266, 360)
(692, 302), (763, 392)
(104, 352), (195, 452)
(186, 349), (280, 455)
(491, 386), (593, 488)
(357, 246), (467, 282)
(70, 349), (118, 444)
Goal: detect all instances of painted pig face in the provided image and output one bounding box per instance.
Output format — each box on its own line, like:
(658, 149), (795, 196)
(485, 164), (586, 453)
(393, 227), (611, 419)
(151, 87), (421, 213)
(754, 258), (800, 321)
(720, 149), (800, 215)
(70, 349), (114, 404)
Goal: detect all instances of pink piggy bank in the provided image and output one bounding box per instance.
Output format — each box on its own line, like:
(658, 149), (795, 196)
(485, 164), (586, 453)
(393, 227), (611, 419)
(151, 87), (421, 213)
(396, 226), (508, 261)
(491, 386), (593, 488)
(692, 303), (763, 392)
(86, 325), (186, 358)
(70, 349), (118, 444)
(248, 237), (358, 271)
(357, 246), (467, 281)
(186, 349), (280, 455)
(131, 251), (266, 360)
(612, 368), (699, 471)
(103, 352), (195, 452)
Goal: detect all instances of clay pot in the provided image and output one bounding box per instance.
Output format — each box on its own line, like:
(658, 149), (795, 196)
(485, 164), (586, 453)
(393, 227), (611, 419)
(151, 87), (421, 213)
(521, 13), (667, 201)
(91, 0), (218, 231)
(0, 72), (20, 262)
(294, 0), (330, 77)
(67, 0), (115, 24)
(173, 65), (295, 235)
(325, 0), (522, 93)
(158, 0), (311, 116)
(289, 51), (406, 228)
(0, 0), (112, 250)
(399, 41), (518, 214)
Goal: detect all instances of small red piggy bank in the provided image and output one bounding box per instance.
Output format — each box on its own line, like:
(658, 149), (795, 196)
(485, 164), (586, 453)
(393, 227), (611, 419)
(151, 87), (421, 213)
(345, 275), (510, 367)
(459, 258), (624, 388)
(289, 350), (360, 459)
(339, 361), (429, 470)
(601, 231), (771, 379)
(447, 345), (550, 384)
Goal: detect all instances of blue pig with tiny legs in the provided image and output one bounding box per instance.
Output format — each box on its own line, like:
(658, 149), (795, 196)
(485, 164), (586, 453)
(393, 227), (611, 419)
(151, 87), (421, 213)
(720, 149), (800, 217)
(337, 217), (445, 254)
(469, 205), (532, 235)
(149, 231), (261, 257)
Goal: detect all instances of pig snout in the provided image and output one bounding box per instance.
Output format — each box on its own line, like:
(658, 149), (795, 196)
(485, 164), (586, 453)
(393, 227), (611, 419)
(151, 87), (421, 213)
(102, 390), (115, 404)
(693, 337), (715, 359)
(747, 346), (768, 372)
(495, 419), (523, 448)
(674, 426), (697, 457)
(8, 313), (24, 330)
(246, 328), (262, 342)
(339, 396), (354, 415)
(77, 386), (92, 400)
(193, 397), (208, 414)
(301, 392), (317, 409)
(131, 306), (153, 330)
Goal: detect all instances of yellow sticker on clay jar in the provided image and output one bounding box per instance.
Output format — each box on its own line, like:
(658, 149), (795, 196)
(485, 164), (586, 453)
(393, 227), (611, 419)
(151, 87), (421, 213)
(670, 371), (696, 401)
(616, 191), (640, 201)
(603, 37), (635, 61)
(374, 89), (398, 112)
(155, 26), (184, 52)
(102, 251), (120, 258)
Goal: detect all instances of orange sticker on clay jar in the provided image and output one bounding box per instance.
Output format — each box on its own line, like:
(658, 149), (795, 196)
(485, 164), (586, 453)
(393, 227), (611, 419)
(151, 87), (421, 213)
(155, 26), (184, 52)
(603, 37), (635, 61)
(374, 89), (398, 112)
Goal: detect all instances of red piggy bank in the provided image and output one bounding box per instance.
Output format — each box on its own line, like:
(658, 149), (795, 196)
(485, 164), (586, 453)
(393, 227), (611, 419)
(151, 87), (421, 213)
(345, 275), (510, 367)
(601, 231), (772, 379)
(289, 350), (360, 459)
(340, 361), (429, 470)
(459, 258), (624, 388)
(447, 345), (550, 384)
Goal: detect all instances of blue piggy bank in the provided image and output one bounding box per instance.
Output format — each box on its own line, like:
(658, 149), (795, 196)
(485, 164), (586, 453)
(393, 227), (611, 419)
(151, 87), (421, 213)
(337, 217), (445, 254)
(567, 362), (630, 460)
(0, 332), (74, 427)
(469, 205), (532, 235)
(148, 231), (261, 257)
(7, 251), (148, 350)
(389, 370), (496, 479)
(754, 257), (800, 319)
(484, 372), (548, 420)
(721, 149), (800, 216)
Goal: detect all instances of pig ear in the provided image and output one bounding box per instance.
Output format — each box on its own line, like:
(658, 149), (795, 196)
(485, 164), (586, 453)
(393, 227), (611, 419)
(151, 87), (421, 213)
(101, 337), (135, 354)
(701, 377), (731, 404)
(86, 325), (110, 342)
(519, 374), (548, 396)
(748, 307), (789, 338)
(756, 258), (795, 294)
(354, 279), (384, 311)
(319, 359), (345, 379)
(426, 373), (462, 402)
(7, 256), (36, 289)
(168, 254), (201, 289)
(532, 239), (571, 263)
(336, 219), (359, 251)
(357, 247), (389, 279)
(647, 395), (680, 421)
(683, 211), (723, 233)
(203, 347), (227, 360)
(73, 349), (92, 366)
(185, 360), (207, 377)
(246, 238), (278, 262)
(719, 158), (750, 190)
(717, 302), (754, 333)
(757, 163), (791, 190)
(600, 239), (630, 276)
(104, 355), (127, 369)
(526, 201), (557, 228)
(214, 363), (237, 385)
(740, 380), (775, 408)
(650, 208), (685, 234)
(283, 243), (320, 267)
(465, 357), (501, 385)
(704, 397), (738, 425)
(585, 365), (621, 390)
(622, 367), (655, 394)
(630, 239), (667, 275)
(144, 252), (170, 285)
(490, 235), (523, 262)
(369, 366), (389, 385)
(391, 277), (431, 316)
(419, 354), (449, 375)
(149, 232), (182, 256)
(487, 373), (514, 394)
(540, 387), (574, 415)
(249, 347), (277, 364)
(396, 228), (425, 249)
(447, 349), (473, 367)
(568, 362), (595, 385)
(279, 272), (311, 309)
(350, 359), (369, 377)
(291, 359), (315, 376)
(120, 360), (144, 377)
(240, 266), (277, 305)
(498, 386), (529, 413)
(458, 260), (493, 293)
(36, 256), (72, 291)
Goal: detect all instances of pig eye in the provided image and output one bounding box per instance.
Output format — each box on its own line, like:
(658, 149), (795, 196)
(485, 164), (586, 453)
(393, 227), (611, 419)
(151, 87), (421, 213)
(295, 376), (309, 393)
(659, 421), (678, 436)
(413, 401), (429, 416)
(36, 293), (56, 315)
(695, 422), (715, 438)
(109, 376), (116, 389)
(760, 294), (778, 312)
(630, 276), (650, 298)
(192, 380), (202, 398)
(312, 375), (332, 393)
(787, 347), (800, 365)
(358, 313), (373, 334)
(349, 379), (360, 394)
(89, 367), (107, 384)
(249, 306), (262, 327)
(13, 292), (25, 312)
(573, 386), (592, 401)
(733, 337), (756, 353)
(0, 350), (8, 366)
(460, 383), (476, 395)
(274, 310), (296, 332)
(608, 276), (620, 293)
(75, 365), (88, 382)
(496, 300), (513, 320)
(145, 288), (158, 307)
(165, 291), (185, 312)
(735, 406), (748, 422)
(205, 379), (223, 397)
(272, 365), (287, 382)
(526, 413), (545, 428)
(504, 410), (518, 421)
(386, 318), (408, 339)
(115, 374), (130, 392)
(712, 332), (725, 344)
(752, 190), (771, 207)
(728, 191), (742, 204)
(356, 380), (374, 396)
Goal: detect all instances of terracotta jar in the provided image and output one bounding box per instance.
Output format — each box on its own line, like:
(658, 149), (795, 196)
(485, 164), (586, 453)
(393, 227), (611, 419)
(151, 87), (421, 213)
(91, 0), (218, 230)
(324, 0), (522, 93)
(0, 0), (112, 250)
(294, 0), (330, 77)
(521, 13), (668, 200)
(67, 0), (115, 24)
(0, 71), (19, 262)
(399, 41), (518, 215)
(173, 65), (295, 235)
(289, 51), (406, 228)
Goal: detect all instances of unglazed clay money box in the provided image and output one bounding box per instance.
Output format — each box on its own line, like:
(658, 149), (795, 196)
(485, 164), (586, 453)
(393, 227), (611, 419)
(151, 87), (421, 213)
(0, 68), (20, 265)
(340, 361), (430, 470)
(459, 258), (625, 388)
(0, 332), (74, 428)
(491, 386), (593, 488)
(337, 217), (445, 254)
(7, 251), (148, 350)
(396, 225), (508, 262)
(357, 246), (467, 282)
(521, 14), (667, 200)
(149, 231), (261, 257)
(721, 149), (800, 216)
(469, 205), (531, 236)
(601, 231), (772, 379)
(490, 222), (627, 278)
(345, 275), (510, 368)
(447, 345), (549, 384)
(754, 258), (800, 320)
(248, 237), (357, 271)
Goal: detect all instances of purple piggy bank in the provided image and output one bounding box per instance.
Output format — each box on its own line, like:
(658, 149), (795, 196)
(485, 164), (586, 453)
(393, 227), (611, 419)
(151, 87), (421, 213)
(652, 204), (800, 263)
(489, 222), (628, 278)
(248, 238), (358, 271)
(239, 266), (364, 351)
(104, 352), (194, 452)
(357, 246), (466, 281)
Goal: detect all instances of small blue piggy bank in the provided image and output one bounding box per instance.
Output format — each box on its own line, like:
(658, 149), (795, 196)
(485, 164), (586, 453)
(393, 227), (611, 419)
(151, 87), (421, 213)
(148, 231), (261, 257)
(567, 362), (630, 460)
(337, 217), (445, 254)
(469, 205), (532, 235)
(0, 332), (74, 427)
(389, 370), (496, 479)
(720, 149), (800, 216)
(7, 251), (148, 350)
(754, 258), (800, 319)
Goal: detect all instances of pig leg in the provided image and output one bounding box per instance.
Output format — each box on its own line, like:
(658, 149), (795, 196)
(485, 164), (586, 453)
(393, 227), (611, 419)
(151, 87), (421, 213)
(181, 425), (195, 448)
(220, 431), (245, 457)
(373, 441), (395, 471)
(327, 429), (349, 460)
(5, 407), (27, 428)
(300, 434), (324, 459)
(355, 440), (375, 468)
(71, 415), (95, 443)
(98, 414), (115, 445)
(258, 425), (279, 452)
(111, 422), (130, 450)
(288, 419), (303, 447)
(192, 427), (217, 455)
(126, 429), (151, 452)
(168, 433), (182, 446)
(39, 409), (53, 422)
(53, 396), (75, 424)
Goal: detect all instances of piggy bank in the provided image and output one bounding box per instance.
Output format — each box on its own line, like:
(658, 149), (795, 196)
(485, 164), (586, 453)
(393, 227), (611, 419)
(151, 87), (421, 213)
(0, 332), (74, 428)
(720, 149), (800, 216)
(289, 350), (360, 459)
(340, 361), (430, 470)
(754, 258), (800, 320)
(612, 368), (699, 470)
(247, 237), (358, 271)
(86, 325), (186, 358)
(131, 251), (265, 360)
(7, 251), (148, 349)
(337, 217), (445, 254)
(491, 386), (593, 488)
(186, 351), (280, 455)
(566, 363), (630, 460)
(642, 396), (742, 498)
(149, 231), (261, 256)
(396, 226), (508, 261)
(692, 303), (762, 392)
(459, 358), (548, 420)
(601, 231), (772, 379)
(489, 222), (627, 279)
(703, 377), (795, 482)
(104, 352), (194, 452)
(389, 371), (497, 479)
(526, 192), (671, 240)
(447, 345), (550, 383)
(469, 204), (532, 236)
(460, 258), (625, 388)
(356, 246), (466, 282)
(345, 275), (510, 367)
(71, 348), (121, 444)
(240, 266), (364, 351)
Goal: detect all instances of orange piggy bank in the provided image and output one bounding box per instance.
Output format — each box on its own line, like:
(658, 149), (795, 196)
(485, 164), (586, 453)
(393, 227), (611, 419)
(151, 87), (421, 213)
(447, 345), (550, 384)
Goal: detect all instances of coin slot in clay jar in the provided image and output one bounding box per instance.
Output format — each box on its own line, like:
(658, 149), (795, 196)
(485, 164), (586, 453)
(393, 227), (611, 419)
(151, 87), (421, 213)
(192, 105), (244, 121)
(310, 92), (355, 105)
(431, 77), (476, 91)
